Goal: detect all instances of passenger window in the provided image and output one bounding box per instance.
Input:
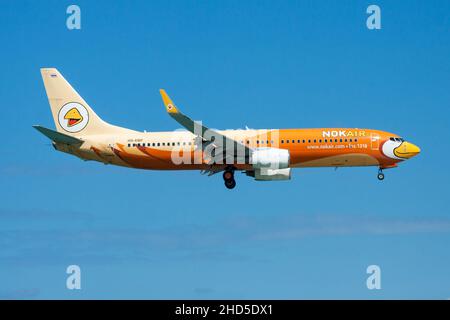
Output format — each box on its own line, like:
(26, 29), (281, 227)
(246, 140), (250, 144)
(281, 140), (284, 144)
(157, 143), (160, 146)
(340, 139), (342, 142)
(355, 139), (358, 142)
(319, 139), (322, 143)
(302, 140), (305, 143)
(314, 139), (316, 143)
(308, 140), (311, 143)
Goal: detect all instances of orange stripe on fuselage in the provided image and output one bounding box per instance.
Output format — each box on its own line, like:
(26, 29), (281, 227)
(113, 143), (231, 170)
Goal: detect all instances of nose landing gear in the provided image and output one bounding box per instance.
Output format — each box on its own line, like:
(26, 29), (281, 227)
(377, 168), (385, 181)
(223, 167), (236, 189)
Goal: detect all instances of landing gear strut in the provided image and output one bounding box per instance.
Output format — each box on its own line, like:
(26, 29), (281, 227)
(377, 168), (385, 181)
(223, 167), (236, 189)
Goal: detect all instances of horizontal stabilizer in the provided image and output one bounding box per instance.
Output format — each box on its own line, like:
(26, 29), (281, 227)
(33, 125), (84, 145)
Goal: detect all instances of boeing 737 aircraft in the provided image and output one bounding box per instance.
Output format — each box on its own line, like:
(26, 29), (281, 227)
(34, 68), (421, 189)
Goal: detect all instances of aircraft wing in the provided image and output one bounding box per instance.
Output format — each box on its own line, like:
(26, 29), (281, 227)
(159, 90), (252, 162)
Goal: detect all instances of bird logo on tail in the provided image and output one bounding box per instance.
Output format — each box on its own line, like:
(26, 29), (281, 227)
(58, 102), (89, 133)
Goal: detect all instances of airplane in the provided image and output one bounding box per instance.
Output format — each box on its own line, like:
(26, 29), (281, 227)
(34, 68), (421, 189)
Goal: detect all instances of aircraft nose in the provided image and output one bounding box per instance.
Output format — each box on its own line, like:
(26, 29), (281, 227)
(394, 141), (421, 159)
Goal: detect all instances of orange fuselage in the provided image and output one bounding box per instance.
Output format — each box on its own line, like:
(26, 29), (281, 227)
(70, 128), (418, 171)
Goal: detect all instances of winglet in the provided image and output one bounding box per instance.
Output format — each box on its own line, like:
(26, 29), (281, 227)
(159, 89), (179, 114)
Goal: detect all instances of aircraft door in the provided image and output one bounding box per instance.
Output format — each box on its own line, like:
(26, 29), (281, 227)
(371, 133), (380, 150)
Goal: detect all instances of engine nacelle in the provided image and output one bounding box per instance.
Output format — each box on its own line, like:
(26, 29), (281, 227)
(253, 168), (292, 181)
(250, 148), (290, 169)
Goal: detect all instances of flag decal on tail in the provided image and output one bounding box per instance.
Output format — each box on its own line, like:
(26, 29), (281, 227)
(58, 102), (89, 133)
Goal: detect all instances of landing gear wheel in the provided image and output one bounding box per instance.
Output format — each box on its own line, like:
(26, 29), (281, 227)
(377, 169), (385, 181)
(225, 179), (236, 189)
(223, 166), (236, 189)
(223, 171), (233, 181)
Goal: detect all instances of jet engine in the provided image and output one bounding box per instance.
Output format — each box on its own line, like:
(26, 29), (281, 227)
(250, 148), (290, 169)
(246, 168), (292, 181)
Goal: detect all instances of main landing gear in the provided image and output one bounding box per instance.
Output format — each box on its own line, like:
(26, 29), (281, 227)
(377, 168), (385, 181)
(223, 167), (236, 189)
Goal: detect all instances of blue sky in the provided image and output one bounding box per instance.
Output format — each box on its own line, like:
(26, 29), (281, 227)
(0, 0), (450, 299)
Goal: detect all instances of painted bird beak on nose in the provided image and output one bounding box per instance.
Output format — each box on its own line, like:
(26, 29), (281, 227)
(394, 141), (421, 159)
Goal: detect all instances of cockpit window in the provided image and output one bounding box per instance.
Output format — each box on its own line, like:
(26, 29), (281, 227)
(390, 137), (395, 141)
